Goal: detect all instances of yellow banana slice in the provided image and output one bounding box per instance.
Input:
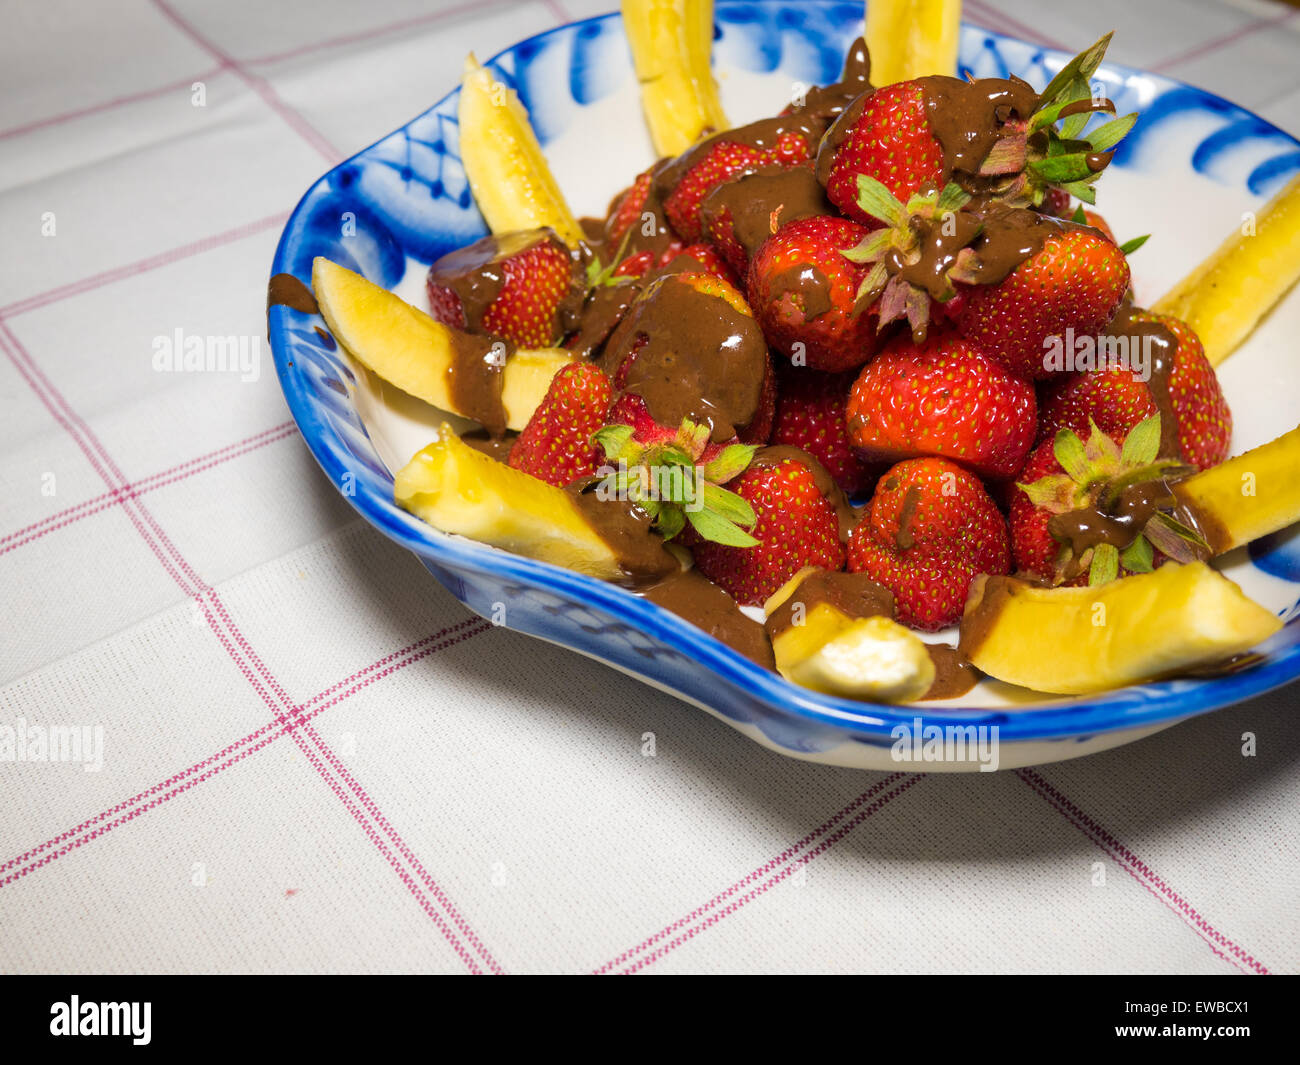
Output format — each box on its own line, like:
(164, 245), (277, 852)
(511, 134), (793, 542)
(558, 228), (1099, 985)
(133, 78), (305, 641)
(960, 563), (1282, 695)
(1152, 173), (1300, 366)
(866, 0), (962, 86)
(313, 257), (574, 432)
(458, 54), (583, 247)
(622, 0), (729, 156)
(1174, 424), (1300, 555)
(395, 426), (630, 579)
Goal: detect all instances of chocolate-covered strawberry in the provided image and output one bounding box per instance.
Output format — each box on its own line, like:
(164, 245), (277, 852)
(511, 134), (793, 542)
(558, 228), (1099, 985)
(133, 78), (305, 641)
(427, 227), (582, 349)
(747, 214), (878, 372)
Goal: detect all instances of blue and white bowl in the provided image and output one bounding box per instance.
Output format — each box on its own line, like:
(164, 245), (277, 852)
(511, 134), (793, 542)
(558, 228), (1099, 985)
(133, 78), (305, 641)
(269, 0), (1300, 772)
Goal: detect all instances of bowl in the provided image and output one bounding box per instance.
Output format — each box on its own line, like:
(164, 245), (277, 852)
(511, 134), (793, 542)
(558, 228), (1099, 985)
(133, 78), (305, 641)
(268, 0), (1300, 771)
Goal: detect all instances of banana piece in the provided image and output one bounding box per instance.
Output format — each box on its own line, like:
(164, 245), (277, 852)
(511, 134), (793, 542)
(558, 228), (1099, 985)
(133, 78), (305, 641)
(764, 568), (935, 702)
(1173, 424), (1300, 555)
(960, 563), (1282, 695)
(622, 0), (729, 156)
(1152, 173), (1300, 366)
(312, 258), (575, 432)
(866, 0), (962, 86)
(458, 54), (584, 247)
(395, 426), (628, 579)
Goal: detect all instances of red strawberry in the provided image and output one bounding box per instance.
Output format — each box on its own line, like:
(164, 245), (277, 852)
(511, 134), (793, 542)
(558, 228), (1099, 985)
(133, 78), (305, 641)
(606, 392), (726, 464)
(739, 350), (778, 445)
(847, 457), (1010, 630)
(691, 450), (847, 606)
(698, 163), (830, 277)
(1007, 438), (1078, 584)
(660, 125), (814, 243)
(747, 214), (878, 372)
(846, 328), (1037, 480)
(427, 228), (580, 349)
(508, 363), (612, 487)
(821, 82), (946, 225)
(1037, 311), (1231, 470)
(952, 224), (1130, 380)
(608, 170), (654, 245)
(771, 365), (877, 497)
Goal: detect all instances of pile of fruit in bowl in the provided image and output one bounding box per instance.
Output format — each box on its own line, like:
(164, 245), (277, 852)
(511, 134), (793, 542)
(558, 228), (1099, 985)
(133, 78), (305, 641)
(304, 0), (1300, 707)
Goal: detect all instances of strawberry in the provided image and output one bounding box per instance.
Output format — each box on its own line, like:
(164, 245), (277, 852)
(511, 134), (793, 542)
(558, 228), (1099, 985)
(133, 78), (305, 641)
(698, 163), (830, 277)
(845, 327), (1037, 480)
(821, 82), (947, 225)
(427, 227), (580, 349)
(747, 214), (878, 372)
(951, 224), (1130, 380)
(669, 242), (739, 286)
(659, 125), (814, 243)
(509, 363), (613, 487)
(847, 457), (1010, 630)
(771, 365), (877, 497)
(740, 351), (778, 445)
(1037, 311), (1231, 470)
(607, 170), (654, 245)
(691, 450), (847, 605)
(1009, 415), (1210, 586)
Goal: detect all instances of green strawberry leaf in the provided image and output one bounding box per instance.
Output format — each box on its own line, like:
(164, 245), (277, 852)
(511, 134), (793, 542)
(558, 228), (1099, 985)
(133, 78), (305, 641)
(701, 482), (758, 527)
(1030, 151), (1102, 184)
(841, 228), (893, 264)
(1086, 111), (1138, 153)
(1052, 428), (1092, 484)
(1120, 413), (1162, 467)
(1071, 204), (1087, 224)
(1120, 534), (1154, 574)
(686, 506), (760, 548)
(936, 182), (973, 214)
(1060, 179), (1099, 205)
(701, 443), (757, 485)
(854, 174), (905, 229)
(1088, 542), (1120, 586)
(1039, 32), (1114, 109)
(1119, 234), (1150, 255)
(1018, 472), (1079, 513)
(656, 505), (686, 541)
(592, 424), (638, 464)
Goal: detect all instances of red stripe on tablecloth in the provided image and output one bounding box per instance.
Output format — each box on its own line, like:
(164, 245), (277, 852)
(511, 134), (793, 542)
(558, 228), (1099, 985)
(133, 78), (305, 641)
(0, 319), (501, 973)
(149, 0), (342, 164)
(1016, 767), (1269, 974)
(243, 0), (516, 66)
(617, 775), (924, 973)
(594, 771), (913, 973)
(0, 422), (297, 557)
(0, 66), (228, 142)
(962, 0), (1067, 51)
(0, 620), (490, 877)
(1152, 8), (1299, 73)
(0, 211), (290, 319)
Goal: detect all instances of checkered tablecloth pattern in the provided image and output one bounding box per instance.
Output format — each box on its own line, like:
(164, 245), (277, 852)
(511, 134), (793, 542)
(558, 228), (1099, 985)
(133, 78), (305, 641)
(1, 0), (1298, 975)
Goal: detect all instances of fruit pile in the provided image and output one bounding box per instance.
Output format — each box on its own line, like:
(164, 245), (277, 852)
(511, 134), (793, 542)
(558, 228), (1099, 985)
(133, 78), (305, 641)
(307, 7), (1300, 701)
(419, 31), (1233, 631)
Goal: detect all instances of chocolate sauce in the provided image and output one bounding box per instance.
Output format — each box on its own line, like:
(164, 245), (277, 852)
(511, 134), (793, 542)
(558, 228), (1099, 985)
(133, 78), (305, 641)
(566, 279), (645, 360)
(1104, 301), (1183, 460)
(267, 273), (318, 314)
(699, 165), (831, 258)
(960, 201), (1059, 285)
(924, 644), (980, 700)
(445, 330), (511, 438)
(748, 445), (860, 542)
(1048, 478), (1177, 559)
(642, 568), (775, 669)
(957, 574), (1021, 660)
(764, 569), (894, 640)
(460, 429), (517, 464)
(918, 75), (1039, 188)
(769, 263), (834, 320)
(599, 275), (768, 442)
(566, 477), (679, 584)
(895, 485), (922, 550)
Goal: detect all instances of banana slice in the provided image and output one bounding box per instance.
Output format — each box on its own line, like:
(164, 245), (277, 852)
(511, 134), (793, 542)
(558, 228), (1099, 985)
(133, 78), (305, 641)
(866, 0), (962, 86)
(764, 568), (935, 702)
(1174, 424), (1300, 555)
(960, 563), (1282, 695)
(396, 426), (628, 579)
(312, 258), (574, 432)
(1152, 173), (1300, 366)
(622, 0), (729, 156)
(458, 55), (584, 247)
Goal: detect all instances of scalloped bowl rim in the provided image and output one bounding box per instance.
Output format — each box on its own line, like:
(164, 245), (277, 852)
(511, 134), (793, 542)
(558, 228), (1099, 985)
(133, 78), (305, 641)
(269, 4), (1300, 744)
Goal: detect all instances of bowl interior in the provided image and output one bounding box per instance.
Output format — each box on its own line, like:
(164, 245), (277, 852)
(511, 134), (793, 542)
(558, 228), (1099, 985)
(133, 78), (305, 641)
(269, 1), (1300, 738)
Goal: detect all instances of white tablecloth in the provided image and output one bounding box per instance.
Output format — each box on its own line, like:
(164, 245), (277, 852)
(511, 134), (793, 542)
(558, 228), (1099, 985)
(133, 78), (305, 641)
(1, 0), (1297, 974)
